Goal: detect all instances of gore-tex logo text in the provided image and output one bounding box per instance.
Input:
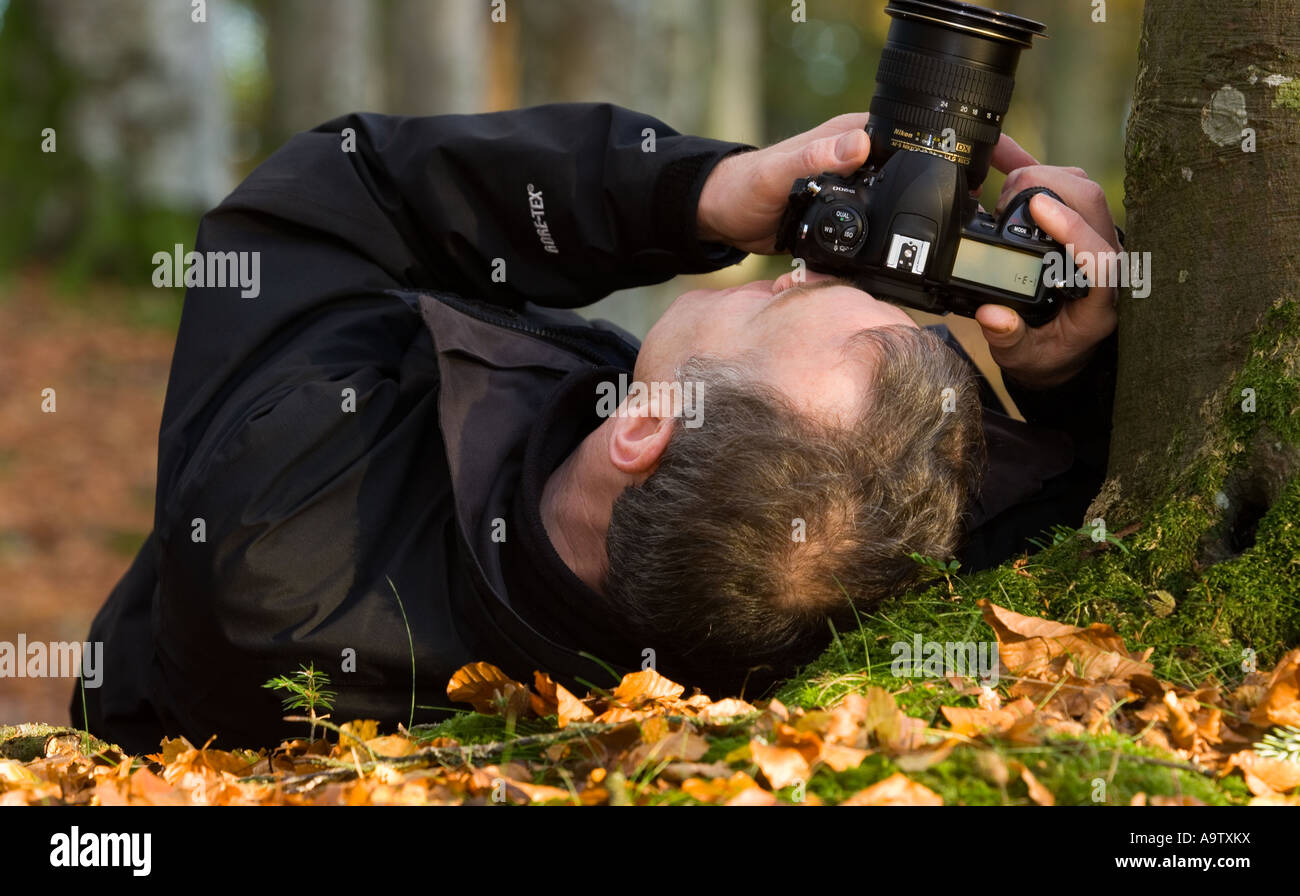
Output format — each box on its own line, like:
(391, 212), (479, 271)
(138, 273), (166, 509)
(527, 184), (559, 255)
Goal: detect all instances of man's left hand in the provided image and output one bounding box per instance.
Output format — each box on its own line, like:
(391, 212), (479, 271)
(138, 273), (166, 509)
(975, 135), (1122, 390)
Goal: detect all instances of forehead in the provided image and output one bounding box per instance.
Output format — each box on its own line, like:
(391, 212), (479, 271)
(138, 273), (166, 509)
(758, 279), (864, 315)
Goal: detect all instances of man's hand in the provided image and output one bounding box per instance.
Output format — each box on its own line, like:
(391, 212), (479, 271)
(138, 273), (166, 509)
(975, 135), (1121, 390)
(697, 114), (872, 254)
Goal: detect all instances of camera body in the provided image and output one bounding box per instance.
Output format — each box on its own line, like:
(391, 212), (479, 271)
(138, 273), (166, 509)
(776, 149), (1088, 327)
(774, 0), (1090, 326)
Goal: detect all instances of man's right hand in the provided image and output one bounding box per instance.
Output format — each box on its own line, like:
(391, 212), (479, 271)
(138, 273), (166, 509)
(696, 114), (873, 254)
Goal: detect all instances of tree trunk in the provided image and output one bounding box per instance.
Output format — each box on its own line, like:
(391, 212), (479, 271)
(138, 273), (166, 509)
(385, 0), (487, 115)
(515, 0), (716, 338)
(264, 0), (381, 147)
(1091, 0), (1300, 558)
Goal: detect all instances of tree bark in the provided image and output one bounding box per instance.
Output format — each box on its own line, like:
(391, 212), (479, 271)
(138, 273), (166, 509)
(385, 0), (487, 115)
(1093, 0), (1300, 540)
(264, 0), (381, 147)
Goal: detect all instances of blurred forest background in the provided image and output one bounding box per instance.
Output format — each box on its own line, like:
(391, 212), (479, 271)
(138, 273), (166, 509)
(0, 0), (1142, 726)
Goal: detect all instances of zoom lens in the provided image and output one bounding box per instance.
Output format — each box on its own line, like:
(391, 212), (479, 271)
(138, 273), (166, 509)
(866, 0), (1046, 190)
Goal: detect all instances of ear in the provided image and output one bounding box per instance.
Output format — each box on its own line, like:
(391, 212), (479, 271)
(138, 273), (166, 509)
(608, 408), (676, 477)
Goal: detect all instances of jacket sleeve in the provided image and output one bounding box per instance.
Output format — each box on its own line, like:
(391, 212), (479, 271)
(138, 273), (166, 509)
(143, 105), (748, 742)
(217, 103), (748, 309)
(155, 102), (750, 513)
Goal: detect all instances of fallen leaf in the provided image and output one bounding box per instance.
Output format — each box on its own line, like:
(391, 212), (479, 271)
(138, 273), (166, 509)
(1009, 760), (1055, 805)
(979, 599), (1153, 684)
(750, 741), (811, 790)
(364, 735), (418, 758)
(726, 787), (779, 806)
(446, 662), (531, 717)
(816, 742), (869, 772)
(1229, 750), (1300, 796)
(841, 773), (943, 806)
(611, 668), (686, 704)
(681, 771), (764, 804)
(1249, 649), (1300, 728)
(531, 671), (594, 727)
(695, 697), (758, 725)
(338, 719), (379, 749)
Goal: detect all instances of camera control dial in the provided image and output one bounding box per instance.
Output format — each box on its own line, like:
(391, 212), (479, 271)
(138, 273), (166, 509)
(814, 205), (867, 254)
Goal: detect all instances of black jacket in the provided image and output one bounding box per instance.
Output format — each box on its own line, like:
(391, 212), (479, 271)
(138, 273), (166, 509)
(77, 104), (1116, 753)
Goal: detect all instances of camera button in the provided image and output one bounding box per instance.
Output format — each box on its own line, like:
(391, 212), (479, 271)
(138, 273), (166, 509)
(1008, 223), (1033, 239)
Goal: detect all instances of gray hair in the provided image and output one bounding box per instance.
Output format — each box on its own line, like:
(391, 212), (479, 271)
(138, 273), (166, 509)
(603, 324), (985, 693)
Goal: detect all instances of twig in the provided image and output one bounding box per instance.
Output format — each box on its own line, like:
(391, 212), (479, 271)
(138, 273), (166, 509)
(238, 720), (637, 791)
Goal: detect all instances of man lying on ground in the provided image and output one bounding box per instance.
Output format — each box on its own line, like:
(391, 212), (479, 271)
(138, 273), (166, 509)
(79, 105), (1120, 751)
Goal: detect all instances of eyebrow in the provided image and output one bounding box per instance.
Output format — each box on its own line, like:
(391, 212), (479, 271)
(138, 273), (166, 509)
(759, 277), (853, 315)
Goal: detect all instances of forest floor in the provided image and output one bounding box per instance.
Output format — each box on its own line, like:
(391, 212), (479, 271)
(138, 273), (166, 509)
(0, 270), (176, 728)
(2, 271), (1297, 806)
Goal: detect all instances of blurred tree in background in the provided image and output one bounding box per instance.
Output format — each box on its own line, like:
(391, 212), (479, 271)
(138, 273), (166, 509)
(0, 0), (1143, 333)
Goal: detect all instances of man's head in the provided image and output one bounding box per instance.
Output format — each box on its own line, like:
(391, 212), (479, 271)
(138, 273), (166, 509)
(542, 276), (984, 690)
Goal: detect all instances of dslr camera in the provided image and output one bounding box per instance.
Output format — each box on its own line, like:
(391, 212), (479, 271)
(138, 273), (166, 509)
(776, 0), (1089, 326)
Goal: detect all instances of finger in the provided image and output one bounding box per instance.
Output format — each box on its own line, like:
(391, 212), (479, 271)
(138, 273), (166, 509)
(989, 133), (1039, 175)
(1000, 165), (1090, 202)
(974, 303), (1028, 352)
(760, 128), (871, 195)
(786, 113), (870, 146)
(997, 168), (1118, 247)
(1029, 193), (1120, 337)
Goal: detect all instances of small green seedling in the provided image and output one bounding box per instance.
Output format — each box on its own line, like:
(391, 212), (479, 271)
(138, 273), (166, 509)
(263, 662), (337, 741)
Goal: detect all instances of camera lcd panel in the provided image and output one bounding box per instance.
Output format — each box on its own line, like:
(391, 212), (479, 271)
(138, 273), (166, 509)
(951, 239), (1042, 297)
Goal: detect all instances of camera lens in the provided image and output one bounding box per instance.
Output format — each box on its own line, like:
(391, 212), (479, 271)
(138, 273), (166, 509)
(867, 0), (1046, 190)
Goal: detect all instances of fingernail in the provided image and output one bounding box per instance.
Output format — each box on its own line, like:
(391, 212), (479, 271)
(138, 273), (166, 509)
(836, 130), (864, 162)
(1032, 193), (1062, 221)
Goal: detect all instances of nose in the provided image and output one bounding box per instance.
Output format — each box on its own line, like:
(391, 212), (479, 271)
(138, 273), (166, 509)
(769, 269), (842, 294)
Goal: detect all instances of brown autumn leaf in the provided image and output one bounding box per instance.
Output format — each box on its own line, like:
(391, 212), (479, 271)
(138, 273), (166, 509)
(750, 741), (812, 790)
(531, 671), (595, 727)
(681, 771), (764, 804)
(1229, 750), (1300, 796)
(695, 697), (759, 725)
(659, 761), (736, 783)
(773, 722), (825, 765)
(817, 742), (870, 773)
(941, 697), (1041, 743)
(338, 719), (380, 750)
(1008, 759), (1055, 806)
(823, 694), (869, 746)
(592, 668), (690, 723)
(128, 767), (187, 805)
(847, 686), (927, 754)
(725, 787), (780, 806)
(841, 772), (943, 806)
(979, 599), (1154, 685)
(1248, 648), (1300, 728)
(502, 778), (573, 805)
(1162, 690), (1199, 751)
(611, 668), (686, 704)
(620, 725), (711, 776)
(447, 662), (532, 717)
(364, 734), (419, 758)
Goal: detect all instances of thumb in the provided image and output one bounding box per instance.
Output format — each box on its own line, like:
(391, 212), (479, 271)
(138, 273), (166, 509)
(768, 129), (871, 190)
(975, 304), (1027, 350)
